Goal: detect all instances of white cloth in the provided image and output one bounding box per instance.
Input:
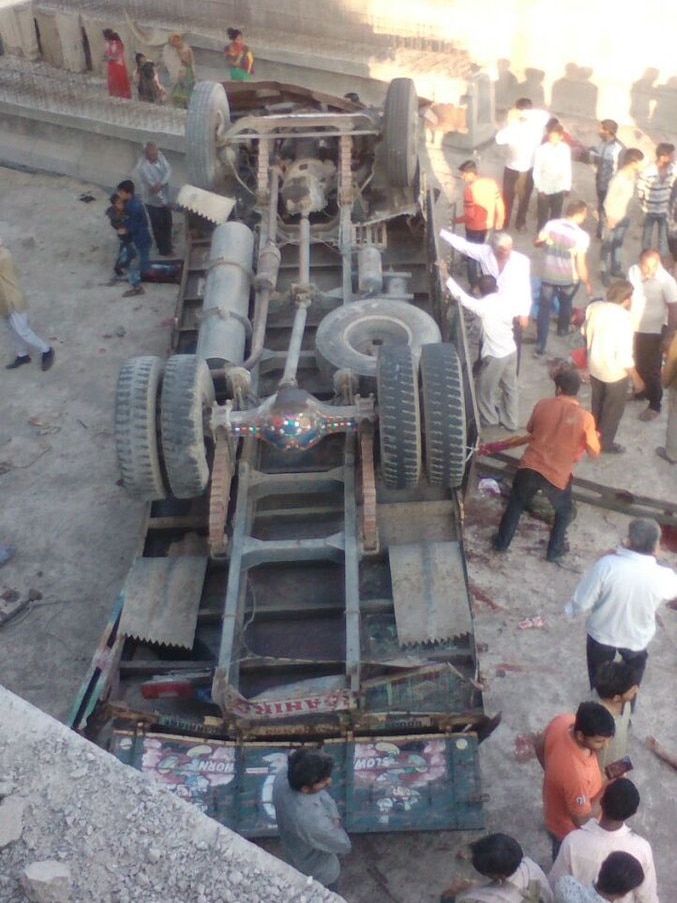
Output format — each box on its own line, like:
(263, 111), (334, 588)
(628, 263), (677, 333)
(554, 876), (608, 903)
(440, 230), (532, 317)
(565, 547), (677, 650)
(583, 301), (635, 383)
(533, 141), (572, 194)
(446, 278), (517, 358)
(5, 310), (50, 356)
(460, 857), (553, 903)
(136, 152), (172, 207)
(604, 170), (637, 225)
(549, 820), (658, 903)
(495, 109), (551, 171)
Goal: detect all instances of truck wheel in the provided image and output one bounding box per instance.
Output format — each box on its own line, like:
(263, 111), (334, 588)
(114, 356), (166, 500)
(160, 355), (215, 499)
(377, 345), (422, 489)
(420, 343), (467, 488)
(186, 82), (231, 191)
(315, 299), (441, 378)
(384, 78), (418, 188)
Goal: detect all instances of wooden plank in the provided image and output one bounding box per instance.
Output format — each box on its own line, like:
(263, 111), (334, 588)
(479, 454), (677, 525)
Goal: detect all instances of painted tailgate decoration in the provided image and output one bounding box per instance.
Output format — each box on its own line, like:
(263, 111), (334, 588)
(110, 731), (483, 835)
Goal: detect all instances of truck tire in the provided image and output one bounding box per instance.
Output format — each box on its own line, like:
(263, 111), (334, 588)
(383, 78), (418, 188)
(420, 343), (467, 488)
(160, 355), (215, 499)
(186, 82), (231, 191)
(377, 345), (422, 489)
(114, 356), (166, 500)
(315, 298), (441, 378)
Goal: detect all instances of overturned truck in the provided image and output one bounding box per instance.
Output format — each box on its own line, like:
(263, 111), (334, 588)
(72, 78), (494, 836)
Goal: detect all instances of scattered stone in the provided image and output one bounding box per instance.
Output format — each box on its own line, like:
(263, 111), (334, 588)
(0, 794), (25, 847)
(114, 326), (126, 337)
(20, 860), (71, 903)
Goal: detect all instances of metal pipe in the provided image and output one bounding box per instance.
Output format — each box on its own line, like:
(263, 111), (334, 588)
(280, 214), (311, 387)
(298, 212), (310, 285)
(241, 168), (282, 371)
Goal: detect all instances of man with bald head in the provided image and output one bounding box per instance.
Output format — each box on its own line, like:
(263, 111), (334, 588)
(440, 228), (531, 369)
(628, 248), (677, 421)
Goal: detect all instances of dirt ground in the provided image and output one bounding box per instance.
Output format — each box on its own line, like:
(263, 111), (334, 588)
(0, 115), (676, 903)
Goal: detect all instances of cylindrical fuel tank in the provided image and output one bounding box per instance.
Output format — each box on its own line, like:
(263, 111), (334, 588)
(357, 245), (383, 295)
(196, 221), (255, 369)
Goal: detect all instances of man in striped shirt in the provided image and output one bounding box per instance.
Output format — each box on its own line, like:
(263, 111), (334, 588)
(637, 142), (675, 257)
(535, 200), (593, 355)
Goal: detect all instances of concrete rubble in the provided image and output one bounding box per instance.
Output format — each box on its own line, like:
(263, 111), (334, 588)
(0, 688), (342, 903)
(20, 861), (71, 903)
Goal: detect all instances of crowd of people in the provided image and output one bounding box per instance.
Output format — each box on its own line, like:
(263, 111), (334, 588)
(101, 25), (255, 107)
(443, 97), (677, 474)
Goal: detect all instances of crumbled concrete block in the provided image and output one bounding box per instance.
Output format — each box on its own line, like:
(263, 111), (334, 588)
(20, 860), (72, 903)
(0, 795), (25, 847)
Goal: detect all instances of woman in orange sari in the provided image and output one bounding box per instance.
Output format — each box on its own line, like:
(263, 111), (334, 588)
(102, 29), (131, 99)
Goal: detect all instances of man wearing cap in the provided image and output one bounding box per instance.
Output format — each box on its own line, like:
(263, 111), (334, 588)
(0, 237), (54, 372)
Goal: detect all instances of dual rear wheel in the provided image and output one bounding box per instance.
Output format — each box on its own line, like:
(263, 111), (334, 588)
(114, 355), (214, 501)
(376, 343), (467, 490)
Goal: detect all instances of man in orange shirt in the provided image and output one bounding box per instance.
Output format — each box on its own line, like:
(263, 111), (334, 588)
(456, 159), (505, 289)
(493, 368), (600, 561)
(535, 702), (614, 861)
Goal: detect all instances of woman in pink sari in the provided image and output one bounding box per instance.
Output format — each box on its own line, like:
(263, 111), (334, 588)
(103, 29), (131, 99)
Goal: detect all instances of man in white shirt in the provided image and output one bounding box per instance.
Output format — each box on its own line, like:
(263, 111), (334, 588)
(549, 779), (658, 903)
(554, 852), (645, 903)
(495, 98), (551, 230)
(440, 229), (531, 370)
(582, 280), (644, 453)
(445, 272), (519, 430)
(600, 148), (644, 283)
(565, 518), (677, 689)
(627, 249), (677, 421)
(136, 141), (173, 256)
(533, 121), (572, 231)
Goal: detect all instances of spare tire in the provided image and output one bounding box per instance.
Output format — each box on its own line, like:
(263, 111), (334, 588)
(160, 355), (215, 499)
(186, 81), (231, 191)
(420, 343), (467, 488)
(383, 77), (419, 188)
(377, 345), (422, 489)
(315, 298), (441, 378)
(114, 356), (166, 501)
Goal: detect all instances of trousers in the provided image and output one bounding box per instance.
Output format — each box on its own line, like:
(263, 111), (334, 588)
(145, 204), (173, 256)
(600, 218), (630, 274)
(590, 375), (628, 449)
(476, 352), (519, 429)
(634, 331), (664, 412)
(494, 467), (573, 560)
(129, 243), (152, 288)
(4, 310), (50, 356)
(667, 385), (677, 460)
(586, 634), (649, 689)
(503, 167), (533, 229)
(464, 228), (486, 287)
(536, 191), (565, 232)
(536, 282), (579, 353)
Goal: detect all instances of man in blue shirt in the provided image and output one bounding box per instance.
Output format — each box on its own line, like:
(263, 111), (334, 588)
(116, 179), (152, 297)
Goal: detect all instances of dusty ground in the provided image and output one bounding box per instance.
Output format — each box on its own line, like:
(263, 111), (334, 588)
(1, 114), (676, 903)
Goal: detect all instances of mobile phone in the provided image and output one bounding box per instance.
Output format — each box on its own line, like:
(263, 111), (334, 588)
(605, 756), (633, 780)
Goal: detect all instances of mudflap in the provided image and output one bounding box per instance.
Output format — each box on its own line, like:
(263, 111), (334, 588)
(109, 730), (484, 835)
